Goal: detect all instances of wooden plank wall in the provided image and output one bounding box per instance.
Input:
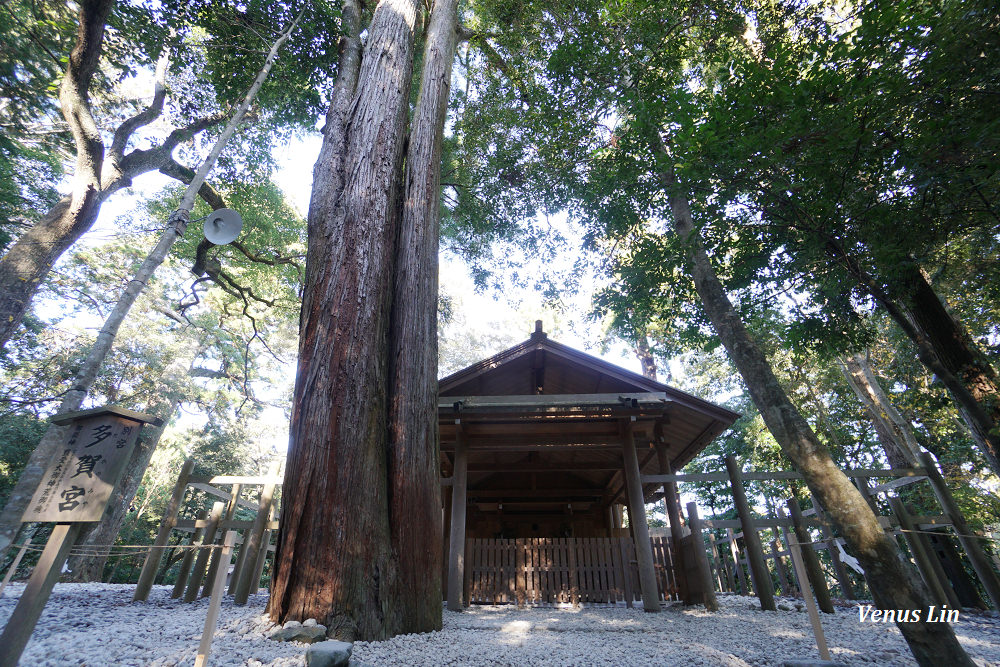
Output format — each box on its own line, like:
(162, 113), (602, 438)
(466, 537), (677, 605)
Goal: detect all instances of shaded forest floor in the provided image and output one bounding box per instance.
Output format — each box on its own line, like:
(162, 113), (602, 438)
(1, 584), (998, 666)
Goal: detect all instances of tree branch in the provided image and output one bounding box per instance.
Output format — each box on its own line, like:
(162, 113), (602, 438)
(60, 0), (115, 187)
(104, 111), (229, 192)
(158, 158), (227, 209)
(108, 49), (171, 163)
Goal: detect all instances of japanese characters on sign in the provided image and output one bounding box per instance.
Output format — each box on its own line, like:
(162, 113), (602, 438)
(23, 414), (142, 522)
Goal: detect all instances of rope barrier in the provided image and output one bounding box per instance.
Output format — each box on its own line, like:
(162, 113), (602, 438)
(6, 542), (230, 558)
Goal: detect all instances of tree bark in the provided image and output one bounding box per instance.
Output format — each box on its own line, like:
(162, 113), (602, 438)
(655, 148), (974, 666)
(895, 264), (1000, 475)
(267, 0), (421, 641)
(838, 352), (922, 467)
(827, 241), (1000, 478)
(386, 0), (458, 635)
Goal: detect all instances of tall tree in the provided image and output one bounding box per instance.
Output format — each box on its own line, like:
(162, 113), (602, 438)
(0, 0), (335, 351)
(447, 1), (981, 662)
(0, 16), (299, 555)
(269, 0), (459, 639)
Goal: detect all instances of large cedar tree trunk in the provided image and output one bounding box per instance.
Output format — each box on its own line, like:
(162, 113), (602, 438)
(658, 156), (974, 665)
(267, 0), (424, 641)
(387, 0), (458, 635)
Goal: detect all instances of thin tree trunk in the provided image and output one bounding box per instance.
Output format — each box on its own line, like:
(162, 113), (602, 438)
(0, 0), (114, 350)
(0, 18), (297, 556)
(633, 324), (658, 381)
(267, 0), (420, 641)
(838, 352), (922, 467)
(0, 4), (225, 352)
(656, 149), (974, 665)
(386, 0), (457, 636)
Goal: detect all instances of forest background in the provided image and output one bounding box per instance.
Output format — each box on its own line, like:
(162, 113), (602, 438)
(0, 0), (997, 601)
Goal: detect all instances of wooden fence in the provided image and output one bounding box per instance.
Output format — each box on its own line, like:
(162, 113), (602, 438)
(465, 536), (678, 606)
(645, 452), (1000, 613)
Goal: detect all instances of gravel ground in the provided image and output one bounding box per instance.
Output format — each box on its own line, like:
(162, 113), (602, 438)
(1, 584), (998, 666)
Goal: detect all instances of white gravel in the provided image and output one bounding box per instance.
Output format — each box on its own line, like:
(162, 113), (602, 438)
(1, 584), (998, 666)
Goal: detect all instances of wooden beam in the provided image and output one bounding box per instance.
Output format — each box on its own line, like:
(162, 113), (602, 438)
(641, 467), (928, 484)
(466, 488), (607, 498)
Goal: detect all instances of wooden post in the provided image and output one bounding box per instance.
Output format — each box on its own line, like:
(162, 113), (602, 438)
(249, 502), (277, 596)
(771, 539), (792, 595)
(194, 530), (236, 667)
(234, 466), (279, 604)
(889, 497), (951, 608)
(785, 528), (832, 662)
(202, 483), (241, 597)
(172, 509), (208, 599)
(708, 532), (726, 592)
(914, 525), (963, 610)
(447, 424), (468, 611)
(786, 498), (834, 614)
(726, 528), (748, 595)
(622, 420), (660, 612)
(658, 449), (689, 602)
(0, 536), (32, 598)
(442, 482), (452, 590)
(932, 531), (986, 609)
(618, 536), (634, 607)
(0, 523), (82, 667)
(810, 494), (855, 600)
(185, 501), (224, 603)
(774, 507), (800, 596)
(724, 455), (775, 610)
(135, 458), (194, 601)
(686, 502), (719, 611)
(920, 452), (1000, 610)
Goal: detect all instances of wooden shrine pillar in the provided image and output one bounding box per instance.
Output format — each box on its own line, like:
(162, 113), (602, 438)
(920, 452), (1000, 610)
(447, 424), (469, 611)
(725, 455), (776, 611)
(622, 419), (660, 612)
(233, 463), (280, 604)
(442, 482), (452, 591)
(810, 494), (855, 599)
(135, 458), (194, 601)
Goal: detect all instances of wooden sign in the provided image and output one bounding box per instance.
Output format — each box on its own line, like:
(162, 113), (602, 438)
(1, 406), (160, 667)
(22, 412), (144, 523)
